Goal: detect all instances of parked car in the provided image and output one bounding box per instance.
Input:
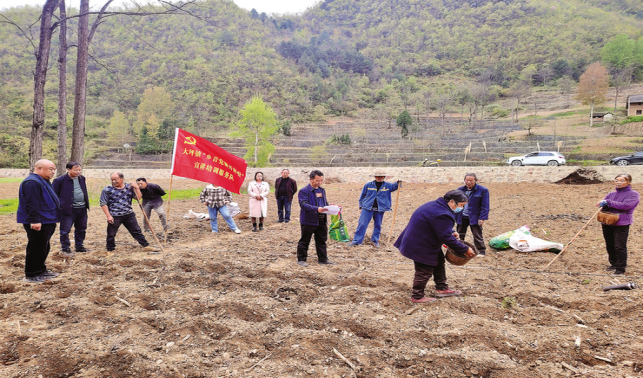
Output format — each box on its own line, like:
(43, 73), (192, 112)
(507, 151), (566, 166)
(610, 152), (643, 166)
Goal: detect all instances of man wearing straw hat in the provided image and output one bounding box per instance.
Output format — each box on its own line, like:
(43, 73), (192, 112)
(350, 172), (400, 248)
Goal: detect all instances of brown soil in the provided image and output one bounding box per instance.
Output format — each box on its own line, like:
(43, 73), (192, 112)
(1, 181), (642, 377)
(556, 169), (606, 185)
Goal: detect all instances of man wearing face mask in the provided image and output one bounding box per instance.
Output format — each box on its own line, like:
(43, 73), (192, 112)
(455, 173), (489, 257)
(394, 190), (474, 303)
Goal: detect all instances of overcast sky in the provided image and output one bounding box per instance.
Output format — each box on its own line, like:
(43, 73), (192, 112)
(0, 0), (320, 15)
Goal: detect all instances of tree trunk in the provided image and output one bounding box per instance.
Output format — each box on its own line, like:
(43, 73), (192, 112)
(29, 0), (59, 170)
(254, 127), (258, 165)
(71, 0), (90, 164)
(56, 0), (68, 176)
(614, 87), (619, 114)
(590, 102), (594, 127)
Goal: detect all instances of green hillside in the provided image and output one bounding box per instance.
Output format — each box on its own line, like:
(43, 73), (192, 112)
(0, 0), (642, 167)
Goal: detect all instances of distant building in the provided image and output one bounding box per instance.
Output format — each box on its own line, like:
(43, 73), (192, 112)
(591, 112), (612, 121)
(627, 95), (643, 116)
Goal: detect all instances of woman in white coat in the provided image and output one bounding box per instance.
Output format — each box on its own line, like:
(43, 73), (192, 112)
(248, 172), (269, 232)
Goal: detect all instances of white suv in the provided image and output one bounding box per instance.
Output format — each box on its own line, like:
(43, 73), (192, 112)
(507, 151), (566, 166)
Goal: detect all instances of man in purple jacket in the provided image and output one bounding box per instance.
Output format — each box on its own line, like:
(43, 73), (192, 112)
(395, 190), (474, 303)
(455, 173), (490, 257)
(296, 170), (334, 267)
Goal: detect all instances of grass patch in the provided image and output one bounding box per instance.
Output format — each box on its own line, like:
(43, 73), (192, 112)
(620, 116), (643, 125)
(501, 296), (517, 309)
(0, 199), (19, 215)
(566, 159), (608, 166)
(0, 177), (24, 183)
(162, 188), (203, 201)
(550, 110), (583, 117)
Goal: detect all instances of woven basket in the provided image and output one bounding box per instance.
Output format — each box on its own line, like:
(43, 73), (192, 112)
(444, 240), (478, 266)
(597, 211), (619, 225)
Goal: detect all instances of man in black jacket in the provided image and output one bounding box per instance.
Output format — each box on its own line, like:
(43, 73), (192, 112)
(18, 159), (61, 282)
(275, 169), (298, 223)
(136, 177), (167, 232)
(53, 161), (90, 257)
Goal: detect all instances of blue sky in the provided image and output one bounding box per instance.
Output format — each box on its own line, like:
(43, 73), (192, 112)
(0, 0), (320, 15)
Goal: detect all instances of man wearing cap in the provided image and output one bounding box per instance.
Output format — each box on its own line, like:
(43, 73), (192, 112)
(350, 172), (401, 248)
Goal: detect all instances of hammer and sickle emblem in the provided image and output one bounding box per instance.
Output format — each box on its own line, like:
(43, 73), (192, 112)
(184, 136), (197, 145)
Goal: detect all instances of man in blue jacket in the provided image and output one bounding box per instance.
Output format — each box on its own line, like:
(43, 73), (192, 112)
(296, 170), (335, 267)
(53, 161), (90, 257)
(17, 159), (61, 283)
(350, 172), (400, 247)
(455, 173), (490, 257)
(395, 190), (474, 303)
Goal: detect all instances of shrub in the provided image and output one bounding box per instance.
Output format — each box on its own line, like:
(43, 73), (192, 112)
(620, 115), (643, 124)
(329, 133), (351, 145)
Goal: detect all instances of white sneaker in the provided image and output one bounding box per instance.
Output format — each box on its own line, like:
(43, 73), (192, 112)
(234, 229), (241, 234)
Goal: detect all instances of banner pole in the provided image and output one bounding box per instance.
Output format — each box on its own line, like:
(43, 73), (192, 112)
(164, 175), (174, 243)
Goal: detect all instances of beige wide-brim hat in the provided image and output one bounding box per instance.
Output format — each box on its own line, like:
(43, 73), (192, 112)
(373, 172), (388, 177)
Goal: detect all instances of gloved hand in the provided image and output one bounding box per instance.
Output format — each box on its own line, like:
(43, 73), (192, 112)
(599, 200), (608, 207)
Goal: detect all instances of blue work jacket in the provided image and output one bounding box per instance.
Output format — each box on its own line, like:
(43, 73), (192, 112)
(17, 173), (61, 224)
(298, 184), (328, 226)
(395, 197), (469, 266)
(52, 174), (90, 215)
(359, 180), (398, 212)
(358, 181), (399, 212)
(454, 184), (490, 225)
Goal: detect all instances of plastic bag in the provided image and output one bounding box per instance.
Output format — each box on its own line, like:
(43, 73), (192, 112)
(329, 210), (350, 242)
(489, 226), (530, 250)
(228, 202), (241, 218)
(509, 232), (563, 253)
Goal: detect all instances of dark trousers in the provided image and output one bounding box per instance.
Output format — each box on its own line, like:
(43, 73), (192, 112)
(276, 196), (292, 222)
(602, 224), (630, 271)
(457, 217), (486, 253)
(412, 254), (448, 299)
(297, 219), (328, 262)
(59, 207), (88, 250)
(106, 212), (149, 250)
(23, 223), (57, 277)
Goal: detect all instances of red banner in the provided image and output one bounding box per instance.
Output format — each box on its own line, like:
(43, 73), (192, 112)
(170, 128), (247, 194)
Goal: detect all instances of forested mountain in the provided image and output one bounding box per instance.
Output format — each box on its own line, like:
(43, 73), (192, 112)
(0, 0), (642, 167)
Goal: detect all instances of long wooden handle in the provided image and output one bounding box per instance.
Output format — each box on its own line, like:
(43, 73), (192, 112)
(136, 197), (165, 254)
(387, 182), (402, 244)
(543, 207), (602, 271)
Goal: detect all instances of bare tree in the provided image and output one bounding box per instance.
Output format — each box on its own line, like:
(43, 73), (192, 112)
(510, 81), (530, 123)
(558, 75), (573, 109)
(29, 0), (61, 169)
(436, 91), (452, 127)
(538, 66), (554, 87)
(610, 68), (632, 114)
(56, 0), (68, 176)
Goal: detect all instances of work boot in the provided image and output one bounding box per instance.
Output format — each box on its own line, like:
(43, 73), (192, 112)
(60, 249), (75, 258)
(143, 245), (160, 252)
(75, 246), (89, 253)
(605, 266), (616, 271)
(259, 223), (264, 231)
(252, 223), (257, 232)
(435, 289), (463, 298)
(297, 261), (308, 267)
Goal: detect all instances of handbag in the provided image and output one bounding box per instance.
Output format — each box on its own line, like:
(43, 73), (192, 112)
(329, 209), (350, 242)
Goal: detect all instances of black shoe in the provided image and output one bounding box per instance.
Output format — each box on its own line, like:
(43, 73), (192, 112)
(23, 275), (47, 283)
(252, 224), (257, 232)
(259, 223), (264, 231)
(613, 270), (625, 275)
(297, 261), (308, 267)
(318, 260), (336, 265)
(75, 246), (89, 253)
(42, 270), (59, 278)
(60, 249), (75, 257)
(605, 266), (616, 271)
(107, 248), (115, 252)
(278, 220), (285, 223)
(285, 220), (290, 223)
